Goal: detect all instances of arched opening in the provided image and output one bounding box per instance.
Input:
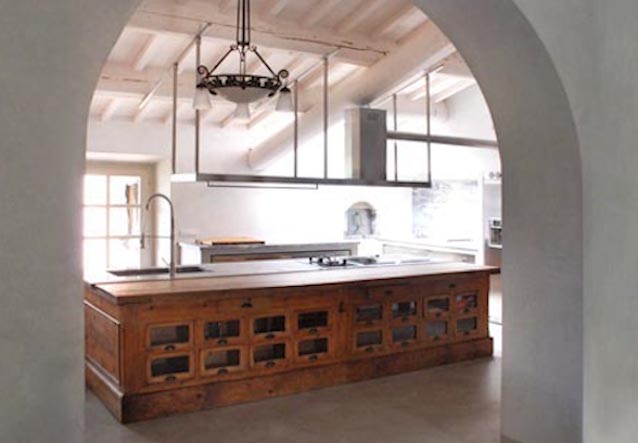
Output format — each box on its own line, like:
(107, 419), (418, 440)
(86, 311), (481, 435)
(0, 1), (582, 442)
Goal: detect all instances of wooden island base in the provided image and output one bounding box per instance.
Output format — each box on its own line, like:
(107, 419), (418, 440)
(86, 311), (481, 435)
(87, 337), (493, 423)
(85, 263), (496, 423)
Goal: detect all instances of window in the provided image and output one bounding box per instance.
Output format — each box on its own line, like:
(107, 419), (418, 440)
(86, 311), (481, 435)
(83, 163), (153, 275)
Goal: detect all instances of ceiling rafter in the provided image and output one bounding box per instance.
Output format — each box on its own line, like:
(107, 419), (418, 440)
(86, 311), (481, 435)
(377, 3), (419, 37)
(335, 0), (389, 34)
(99, 99), (120, 122)
(128, 4), (393, 67)
(303, 0), (342, 28)
(133, 33), (160, 71)
(261, 0), (289, 18)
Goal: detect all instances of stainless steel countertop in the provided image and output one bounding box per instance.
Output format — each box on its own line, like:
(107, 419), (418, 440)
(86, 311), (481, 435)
(86, 254), (449, 286)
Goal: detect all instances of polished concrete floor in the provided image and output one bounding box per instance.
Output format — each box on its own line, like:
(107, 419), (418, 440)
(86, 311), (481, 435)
(85, 326), (502, 443)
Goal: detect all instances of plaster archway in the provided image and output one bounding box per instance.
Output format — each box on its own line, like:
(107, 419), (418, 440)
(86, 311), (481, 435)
(412, 2), (583, 442)
(0, 1), (583, 442)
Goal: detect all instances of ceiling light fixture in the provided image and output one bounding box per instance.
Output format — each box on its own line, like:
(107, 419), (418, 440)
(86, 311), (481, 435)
(194, 0), (290, 115)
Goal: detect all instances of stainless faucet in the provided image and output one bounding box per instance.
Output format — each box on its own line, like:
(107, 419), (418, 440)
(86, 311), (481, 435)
(144, 193), (177, 278)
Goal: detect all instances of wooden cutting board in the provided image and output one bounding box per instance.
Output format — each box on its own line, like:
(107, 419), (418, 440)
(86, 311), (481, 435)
(196, 236), (265, 246)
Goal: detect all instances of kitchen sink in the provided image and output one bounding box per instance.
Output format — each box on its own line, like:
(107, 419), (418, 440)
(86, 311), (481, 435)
(108, 266), (209, 277)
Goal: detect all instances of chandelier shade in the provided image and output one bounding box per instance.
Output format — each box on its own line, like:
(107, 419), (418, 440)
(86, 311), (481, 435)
(193, 86), (213, 110)
(275, 86), (294, 112)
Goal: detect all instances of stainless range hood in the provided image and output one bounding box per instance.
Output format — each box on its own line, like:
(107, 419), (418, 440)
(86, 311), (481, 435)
(345, 108), (388, 183)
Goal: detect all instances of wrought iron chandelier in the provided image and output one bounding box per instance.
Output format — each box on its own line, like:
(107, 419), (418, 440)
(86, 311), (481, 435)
(193, 0), (293, 118)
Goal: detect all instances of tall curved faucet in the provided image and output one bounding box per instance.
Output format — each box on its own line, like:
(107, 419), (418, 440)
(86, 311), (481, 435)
(145, 193), (177, 278)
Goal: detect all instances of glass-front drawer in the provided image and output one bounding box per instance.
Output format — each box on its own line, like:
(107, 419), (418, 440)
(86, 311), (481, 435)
(296, 337), (330, 363)
(355, 329), (384, 354)
(252, 342), (288, 369)
(425, 296), (450, 318)
(148, 323), (191, 352)
(424, 319), (449, 343)
(391, 300), (418, 322)
(456, 317), (480, 338)
(204, 319), (242, 346)
(148, 353), (193, 384)
(354, 303), (383, 326)
(253, 315), (287, 339)
(201, 348), (245, 376)
(297, 310), (330, 335)
(455, 293), (479, 314)
(392, 325), (418, 348)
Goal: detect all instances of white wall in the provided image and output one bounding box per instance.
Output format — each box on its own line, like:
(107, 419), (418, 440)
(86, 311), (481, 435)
(0, 1), (137, 441)
(512, 1), (638, 441)
(417, 1), (584, 442)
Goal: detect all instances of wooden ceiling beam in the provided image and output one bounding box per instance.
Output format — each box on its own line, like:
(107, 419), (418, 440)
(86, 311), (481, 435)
(128, 3), (393, 66)
(95, 64), (233, 106)
(133, 34), (160, 71)
(303, 0), (341, 28)
(335, 0), (387, 34)
(99, 99), (120, 122)
(261, 0), (289, 18)
(377, 3), (419, 37)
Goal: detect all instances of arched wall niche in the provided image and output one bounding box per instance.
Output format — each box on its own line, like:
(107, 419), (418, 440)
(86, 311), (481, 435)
(0, 1), (583, 442)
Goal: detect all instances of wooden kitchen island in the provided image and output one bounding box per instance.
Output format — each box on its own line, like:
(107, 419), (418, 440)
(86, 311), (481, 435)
(85, 262), (496, 423)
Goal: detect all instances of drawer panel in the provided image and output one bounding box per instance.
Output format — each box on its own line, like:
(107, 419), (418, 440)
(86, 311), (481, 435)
(295, 336), (332, 364)
(147, 352), (194, 385)
(252, 314), (290, 341)
(423, 318), (451, 344)
(352, 328), (385, 356)
(147, 322), (193, 353)
(201, 346), (247, 377)
(202, 318), (246, 348)
(215, 296), (288, 314)
(251, 341), (290, 370)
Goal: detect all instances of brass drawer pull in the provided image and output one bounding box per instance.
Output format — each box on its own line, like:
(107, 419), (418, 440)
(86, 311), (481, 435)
(309, 355), (319, 362)
(164, 345), (176, 352)
(217, 338), (228, 346)
(308, 328), (319, 335)
(265, 333), (276, 340)
(217, 368), (229, 375)
(165, 375), (177, 382)
(365, 346), (375, 353)
(241, 301), (253, 309)
(265, 361), (276, 369)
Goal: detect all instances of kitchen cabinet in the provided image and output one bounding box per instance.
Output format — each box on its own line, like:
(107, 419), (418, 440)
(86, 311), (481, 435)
(85, 264), (493, 423)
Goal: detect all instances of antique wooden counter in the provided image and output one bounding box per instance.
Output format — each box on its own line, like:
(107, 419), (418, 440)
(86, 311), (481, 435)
(85, 262), (496, 423)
